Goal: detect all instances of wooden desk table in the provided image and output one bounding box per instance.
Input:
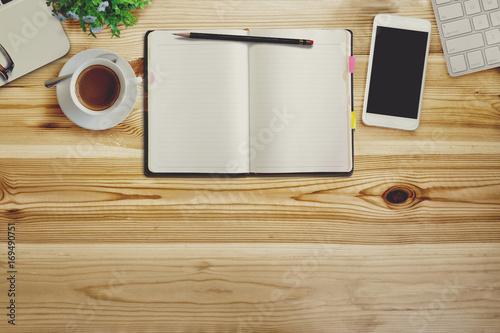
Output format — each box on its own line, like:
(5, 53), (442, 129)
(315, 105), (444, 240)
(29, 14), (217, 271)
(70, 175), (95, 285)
(1, 1), (499, 331)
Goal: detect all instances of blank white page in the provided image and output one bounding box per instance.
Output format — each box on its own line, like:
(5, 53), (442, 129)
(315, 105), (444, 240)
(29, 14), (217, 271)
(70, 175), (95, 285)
(249, 29), (352, 173)
(148, 30), (250, 174)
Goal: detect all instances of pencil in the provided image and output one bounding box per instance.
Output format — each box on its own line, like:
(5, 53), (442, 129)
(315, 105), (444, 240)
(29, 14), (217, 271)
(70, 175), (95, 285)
(173, 32), (314, 46)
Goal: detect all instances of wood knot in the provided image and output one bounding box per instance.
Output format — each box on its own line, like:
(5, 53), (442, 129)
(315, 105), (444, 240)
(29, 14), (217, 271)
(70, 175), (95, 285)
(386, 189), (409, 204)
(382, 184), (421, 208)
(5, 208), (22, 220)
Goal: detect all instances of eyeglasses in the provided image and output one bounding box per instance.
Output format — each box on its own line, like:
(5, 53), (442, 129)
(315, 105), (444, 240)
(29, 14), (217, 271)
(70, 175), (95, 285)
(0, 44), (15, 81)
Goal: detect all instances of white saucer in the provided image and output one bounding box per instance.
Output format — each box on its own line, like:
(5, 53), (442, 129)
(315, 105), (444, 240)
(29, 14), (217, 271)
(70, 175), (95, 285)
(56, 49), (140, 130)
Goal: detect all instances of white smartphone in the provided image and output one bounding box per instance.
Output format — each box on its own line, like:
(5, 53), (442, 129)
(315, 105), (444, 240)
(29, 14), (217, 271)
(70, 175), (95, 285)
(362, 14), (431, 131)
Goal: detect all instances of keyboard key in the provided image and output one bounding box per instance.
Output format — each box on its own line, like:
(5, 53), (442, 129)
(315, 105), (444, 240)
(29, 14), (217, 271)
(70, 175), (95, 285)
(491, 10), (500, 26)
(442, 18), (472, 37)
(446, 33), (485, 53)
(485, 28), (500, 44)
(436, 0), (452, 4)
(465, 0), (482, 15)
(473, 14), (490, 30)
(482, 0), (499, 11)
(467, 50), (486, 68)
(485, 46), (500, 63)
(449, 54), (468, 72)
(438, 3), (464, 21)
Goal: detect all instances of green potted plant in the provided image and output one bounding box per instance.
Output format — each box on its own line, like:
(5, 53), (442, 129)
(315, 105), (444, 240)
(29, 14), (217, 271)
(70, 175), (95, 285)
(47, 0), (152, 37)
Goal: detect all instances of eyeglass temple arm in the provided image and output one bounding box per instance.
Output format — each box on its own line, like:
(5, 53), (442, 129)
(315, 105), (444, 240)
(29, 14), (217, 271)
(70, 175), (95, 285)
(0, 44), (13, 64)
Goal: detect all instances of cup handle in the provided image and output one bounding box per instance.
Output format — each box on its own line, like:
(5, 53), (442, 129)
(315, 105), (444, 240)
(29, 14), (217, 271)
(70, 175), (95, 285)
(128, 77), (142, 85)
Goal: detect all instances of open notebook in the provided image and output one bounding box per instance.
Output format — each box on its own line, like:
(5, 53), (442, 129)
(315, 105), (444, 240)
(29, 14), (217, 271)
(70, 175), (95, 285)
(145, 29), (354, 176)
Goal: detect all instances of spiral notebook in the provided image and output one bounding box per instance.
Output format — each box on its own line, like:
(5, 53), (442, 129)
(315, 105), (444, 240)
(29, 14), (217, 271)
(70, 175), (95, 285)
(145, 29), (354, 176)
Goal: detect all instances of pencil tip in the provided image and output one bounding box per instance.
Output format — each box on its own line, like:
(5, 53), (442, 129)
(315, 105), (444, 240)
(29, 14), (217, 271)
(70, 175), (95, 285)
(173, 33), (190, 38)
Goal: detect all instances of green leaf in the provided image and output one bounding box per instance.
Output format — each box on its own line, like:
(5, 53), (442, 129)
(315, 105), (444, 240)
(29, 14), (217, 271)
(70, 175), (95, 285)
(45, 0), (151, 37)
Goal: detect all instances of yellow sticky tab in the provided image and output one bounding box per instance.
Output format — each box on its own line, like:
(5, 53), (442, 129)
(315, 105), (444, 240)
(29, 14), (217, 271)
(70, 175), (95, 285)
(351, 111), (356, 130)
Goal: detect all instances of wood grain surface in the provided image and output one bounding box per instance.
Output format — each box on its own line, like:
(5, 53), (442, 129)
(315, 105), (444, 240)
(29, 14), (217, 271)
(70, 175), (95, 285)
(0, 0), (499, 332)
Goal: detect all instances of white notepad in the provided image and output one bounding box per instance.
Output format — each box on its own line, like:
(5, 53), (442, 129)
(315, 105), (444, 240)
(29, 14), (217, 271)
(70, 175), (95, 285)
(146, 29), (353, 175)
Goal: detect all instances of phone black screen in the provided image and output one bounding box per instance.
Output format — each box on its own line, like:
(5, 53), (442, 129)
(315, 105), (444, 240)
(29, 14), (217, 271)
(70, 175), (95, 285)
(366, 26), (429, 119)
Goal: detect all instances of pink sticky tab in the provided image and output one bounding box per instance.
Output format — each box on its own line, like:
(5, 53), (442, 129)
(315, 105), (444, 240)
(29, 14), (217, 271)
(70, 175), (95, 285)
(149, 72), (155, 83)
(349, 56), (355, 73)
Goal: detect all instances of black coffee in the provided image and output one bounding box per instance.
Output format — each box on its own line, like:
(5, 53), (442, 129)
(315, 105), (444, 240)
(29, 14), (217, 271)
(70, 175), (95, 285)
(76, 65), (120, 111)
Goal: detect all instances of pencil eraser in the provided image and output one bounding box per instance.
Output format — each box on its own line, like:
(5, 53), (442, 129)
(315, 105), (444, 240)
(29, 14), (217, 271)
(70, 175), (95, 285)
(310, 40), (314, 45)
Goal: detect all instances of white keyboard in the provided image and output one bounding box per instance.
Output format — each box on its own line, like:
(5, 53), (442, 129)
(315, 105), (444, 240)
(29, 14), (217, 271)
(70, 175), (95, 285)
(431, 0), (500, 76)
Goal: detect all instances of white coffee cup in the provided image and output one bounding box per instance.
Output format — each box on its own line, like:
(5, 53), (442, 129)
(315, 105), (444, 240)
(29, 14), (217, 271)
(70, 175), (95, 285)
(69, 58), (141, 116)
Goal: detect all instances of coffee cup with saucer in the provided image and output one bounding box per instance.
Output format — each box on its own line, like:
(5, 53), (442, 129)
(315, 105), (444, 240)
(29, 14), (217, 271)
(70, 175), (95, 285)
(56, 49), (142, 130)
